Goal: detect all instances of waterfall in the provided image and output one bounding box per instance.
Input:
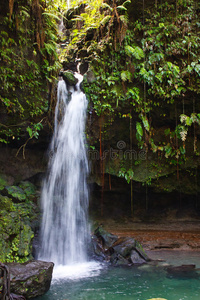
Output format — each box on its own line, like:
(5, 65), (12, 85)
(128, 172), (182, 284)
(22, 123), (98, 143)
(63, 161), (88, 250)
(38, 73), (90, 266)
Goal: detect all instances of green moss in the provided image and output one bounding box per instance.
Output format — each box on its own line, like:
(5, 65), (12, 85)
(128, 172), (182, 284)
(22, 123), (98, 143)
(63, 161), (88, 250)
(0, 174), (9, 191)
(62, 71), (78, 85)
(5, 186), (26, 202)
(0, 208), (34, 262)
(0, 181), (38, 263)
(19, 181), (36, 200)
(13, 224), (34, 257)
(0, 195), (15, 211)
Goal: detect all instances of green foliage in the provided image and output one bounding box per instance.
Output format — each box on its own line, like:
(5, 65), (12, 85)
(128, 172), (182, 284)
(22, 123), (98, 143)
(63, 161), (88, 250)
(81, 0), (199, 164)
(125, 45), (144, 60)
(26, 122), (43, 139)
(0, 181), (38, 263)
(0, 0), (61, 144)
(119, 168), (134, 184)
(135, 0), (200, 100)
(136, 122), (143, 137)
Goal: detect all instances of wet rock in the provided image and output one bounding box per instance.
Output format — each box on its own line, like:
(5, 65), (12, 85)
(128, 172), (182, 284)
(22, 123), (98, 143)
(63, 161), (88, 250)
(79, 61), (89, 75)
(62, 70), (78, 86)
(94, 226), (118, 249)
(130, 249), (146, 264)
(112, 237), (150, 265)
(91, 235), (107, 260)
(0, 262), (26, 300)
(0, 210), (34, 262)
(4, 186), (26, 202)
(8, 260), (54, 299)
(18, 181), (37, 201)
(166, 264), (200, 279)
(110, 252), (130, 266)
(85, 69), (96, 83)
(92, 226), (150, 266)
(0, 179), (40, 263)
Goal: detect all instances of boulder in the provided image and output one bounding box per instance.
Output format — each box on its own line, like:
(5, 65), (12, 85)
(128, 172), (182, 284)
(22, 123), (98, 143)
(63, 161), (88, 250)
(0, 180), (39, 263)
(18, 181), (37, 201)
(0, 201), (35, 262)
(62, 70), (78, 86)
(4, 186), (26, 202)
(92, 226), (150, 266)
(166, 264), (199, 279)
(8, 260), (54, 299)
(94, 226), (118, 249)
(0, 262), (26, 300)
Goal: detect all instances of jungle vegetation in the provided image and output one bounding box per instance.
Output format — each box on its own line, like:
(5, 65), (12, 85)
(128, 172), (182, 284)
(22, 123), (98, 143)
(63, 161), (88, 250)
(0, 0), (200, 262)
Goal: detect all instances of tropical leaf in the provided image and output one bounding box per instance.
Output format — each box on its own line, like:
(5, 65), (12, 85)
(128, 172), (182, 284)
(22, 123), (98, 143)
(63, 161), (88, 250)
(102, 3), (112, 11)
(100, 15), (111, 26)
(42, 12), (60, 21)
(117, 5), (127, 11)
(119, 15), (128, 25)
(136, 122), (143, 136)
(121, 70), (132, 82)
(125, 45), (144, 59)
(122, 0), (131, 6)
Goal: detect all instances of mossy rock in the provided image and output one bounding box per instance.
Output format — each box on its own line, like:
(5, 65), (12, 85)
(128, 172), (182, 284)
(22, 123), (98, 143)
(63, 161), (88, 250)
(0, 211), (21, 235)
(0, 195), (15, 211)
(0, 213), (34, 262)
(12, 224), (34, 257)
(19, 181), (37, 199)
(0, 232), (10, 262)
(0, 194), (37, 262)
(5, 186), (26, 202)
(9, 261), (54, 298)
(63, 70), (78, 85)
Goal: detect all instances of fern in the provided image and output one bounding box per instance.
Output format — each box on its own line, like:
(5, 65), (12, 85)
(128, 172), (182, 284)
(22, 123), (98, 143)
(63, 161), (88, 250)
(43, 41), (57, 55)
(102, 3), (112, 11)
(123, 0), (131, 5)
(42, 12), (61, 21)
(121, 70), (132, 82)
(119, 15), (128, 26)
(100, 15), (111, 26)
(117, 5), (127, 11)
(125, 45), (144, 60)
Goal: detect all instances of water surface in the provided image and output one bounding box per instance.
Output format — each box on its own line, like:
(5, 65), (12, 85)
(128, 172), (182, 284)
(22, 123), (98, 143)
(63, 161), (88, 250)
(34, 250), (200, 300)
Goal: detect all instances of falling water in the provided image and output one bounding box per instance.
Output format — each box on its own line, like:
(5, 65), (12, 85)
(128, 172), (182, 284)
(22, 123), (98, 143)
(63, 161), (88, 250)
(38, 73), (90, 266)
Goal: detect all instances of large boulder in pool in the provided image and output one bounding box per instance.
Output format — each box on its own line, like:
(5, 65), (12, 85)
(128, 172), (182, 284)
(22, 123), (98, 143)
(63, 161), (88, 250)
(92, 226), (150, 266)
(7, 260), (54, 299)
(166, 264), (200, 279)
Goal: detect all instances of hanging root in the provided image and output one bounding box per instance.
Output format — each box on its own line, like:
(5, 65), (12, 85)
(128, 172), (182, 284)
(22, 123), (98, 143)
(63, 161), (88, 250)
(0, 263), (26, 300)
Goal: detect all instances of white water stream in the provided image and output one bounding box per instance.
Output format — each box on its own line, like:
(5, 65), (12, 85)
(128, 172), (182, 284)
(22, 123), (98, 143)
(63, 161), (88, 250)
(38, 74), (91, 269)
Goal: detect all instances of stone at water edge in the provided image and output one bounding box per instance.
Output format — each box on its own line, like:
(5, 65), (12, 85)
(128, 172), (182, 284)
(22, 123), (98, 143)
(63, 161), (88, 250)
(166, 264), (199, 279)
(7, 260), (54, 299)
(92, 226), (150, 266)
(94, 226), (118, 248)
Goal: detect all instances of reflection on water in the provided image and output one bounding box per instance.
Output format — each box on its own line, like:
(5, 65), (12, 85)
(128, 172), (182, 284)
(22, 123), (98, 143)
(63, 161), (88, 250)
(33, 251), (200, 300)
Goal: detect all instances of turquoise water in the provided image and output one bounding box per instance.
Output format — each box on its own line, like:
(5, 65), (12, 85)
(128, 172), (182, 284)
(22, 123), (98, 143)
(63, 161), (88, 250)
(34, 251), (200, 300)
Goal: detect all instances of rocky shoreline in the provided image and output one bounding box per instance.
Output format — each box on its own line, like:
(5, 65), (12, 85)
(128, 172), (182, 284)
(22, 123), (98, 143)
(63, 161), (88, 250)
(102, 221), (200, 251)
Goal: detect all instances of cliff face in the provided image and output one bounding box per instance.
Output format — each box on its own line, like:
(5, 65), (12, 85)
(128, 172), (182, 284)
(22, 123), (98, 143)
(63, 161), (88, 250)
(59, 0), (200, 213)
(1, 0), (200, 220)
